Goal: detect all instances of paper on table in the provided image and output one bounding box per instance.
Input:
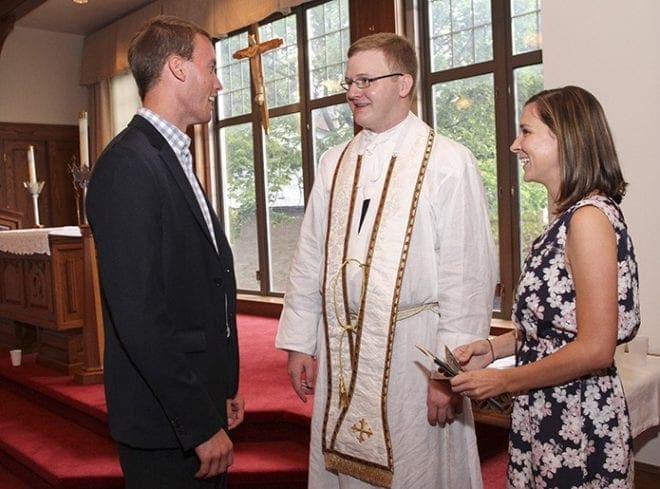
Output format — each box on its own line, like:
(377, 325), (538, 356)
(488, 355), (515, 369)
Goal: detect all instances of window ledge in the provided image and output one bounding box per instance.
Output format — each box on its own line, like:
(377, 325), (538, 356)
(490, 318), (514, 335)
(237, 294), (283, 318)
(237, 295), (515, 332)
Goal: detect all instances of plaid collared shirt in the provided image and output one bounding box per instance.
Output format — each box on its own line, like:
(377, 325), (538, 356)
(137, 108), (218, 252)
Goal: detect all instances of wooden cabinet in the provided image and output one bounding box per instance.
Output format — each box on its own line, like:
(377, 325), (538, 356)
(0, 236), (84, 329)
(0, 232), (84, 373)
(0, 122), (79, 228)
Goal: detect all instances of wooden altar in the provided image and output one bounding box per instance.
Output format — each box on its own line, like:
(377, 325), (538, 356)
(0, 227), (84, 373)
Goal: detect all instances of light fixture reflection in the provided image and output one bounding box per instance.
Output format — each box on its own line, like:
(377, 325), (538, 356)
(453, 96), (472, 110)
(72, 0), (89, 4)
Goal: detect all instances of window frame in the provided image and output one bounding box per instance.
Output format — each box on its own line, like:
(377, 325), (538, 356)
(213, 0), (542, 318)
(213, 0), (349, 296)
(416, 0), (542, 318)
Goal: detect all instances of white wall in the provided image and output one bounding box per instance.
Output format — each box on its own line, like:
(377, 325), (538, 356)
(543, 0), (660, 466)
(0, 26), (87, 125)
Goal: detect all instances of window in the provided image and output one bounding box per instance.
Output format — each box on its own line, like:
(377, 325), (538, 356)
(214, 0), (542, 315)
(215, 0), (351, 295)
(109, 71), (140, 136)
(418, 0), (543, 317)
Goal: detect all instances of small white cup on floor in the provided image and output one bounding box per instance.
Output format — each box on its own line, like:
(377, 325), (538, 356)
(627, 336), (649, 366)
(9, 349), (22, 367)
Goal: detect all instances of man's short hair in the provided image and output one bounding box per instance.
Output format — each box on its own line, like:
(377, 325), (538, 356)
(347, 32), (418, 93)
(128, 15), (210, 100)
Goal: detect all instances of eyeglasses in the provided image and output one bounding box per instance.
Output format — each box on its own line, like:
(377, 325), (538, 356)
(340, 73), (403, 91)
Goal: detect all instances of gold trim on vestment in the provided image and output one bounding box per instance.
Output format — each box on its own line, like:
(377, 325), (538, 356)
(320, 128), (435, 487)
(325, 452), (393, 488)
(328, 150), (398, 456)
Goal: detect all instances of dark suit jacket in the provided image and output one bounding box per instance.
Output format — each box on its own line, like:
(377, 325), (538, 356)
(86, 115), (239, 451)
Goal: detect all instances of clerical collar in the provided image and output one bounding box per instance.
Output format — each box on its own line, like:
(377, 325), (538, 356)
(358, 112), (413, 155)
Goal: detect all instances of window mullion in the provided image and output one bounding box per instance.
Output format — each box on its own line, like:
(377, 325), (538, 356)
(492, 0), (516, 318)
(417, 0), (433, 125)
(297, 9), (315, 204)
(246, 24), (272, 295)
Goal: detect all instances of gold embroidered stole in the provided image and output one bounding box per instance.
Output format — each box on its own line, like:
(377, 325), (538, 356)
(321, 124), (435, 488)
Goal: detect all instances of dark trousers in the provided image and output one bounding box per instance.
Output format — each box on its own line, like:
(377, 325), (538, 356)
(117, 443), (227, 489)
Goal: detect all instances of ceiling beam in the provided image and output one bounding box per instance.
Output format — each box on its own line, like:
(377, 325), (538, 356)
(0, 0), (47, 55)
(0, 0), (47, 20)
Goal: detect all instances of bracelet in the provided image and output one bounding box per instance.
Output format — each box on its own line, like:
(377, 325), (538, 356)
(486, 338), (495, 363)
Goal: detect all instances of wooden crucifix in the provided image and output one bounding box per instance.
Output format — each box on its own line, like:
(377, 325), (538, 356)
(233, 28), (283, 134)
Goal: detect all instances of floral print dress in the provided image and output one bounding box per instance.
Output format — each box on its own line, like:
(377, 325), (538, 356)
(509, 195), (640, 489)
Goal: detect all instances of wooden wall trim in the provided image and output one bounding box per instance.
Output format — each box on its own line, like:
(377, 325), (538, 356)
(0, 122), (77, 142)
(237, 295), (283, 318)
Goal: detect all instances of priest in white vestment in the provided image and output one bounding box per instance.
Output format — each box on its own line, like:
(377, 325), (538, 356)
(276, 33), (497, 489)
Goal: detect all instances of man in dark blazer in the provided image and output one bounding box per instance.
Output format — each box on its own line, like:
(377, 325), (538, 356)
(86, 15), (243, 489)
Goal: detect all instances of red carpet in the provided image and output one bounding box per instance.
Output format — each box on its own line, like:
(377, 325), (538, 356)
(0, 314), (507, 488)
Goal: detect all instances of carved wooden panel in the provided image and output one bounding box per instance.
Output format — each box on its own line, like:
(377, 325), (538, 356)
(24, 258), (52, 315)
(0, 235), (83, 329)
(0, 256), (24, 308)
(52, 242), (84, 327)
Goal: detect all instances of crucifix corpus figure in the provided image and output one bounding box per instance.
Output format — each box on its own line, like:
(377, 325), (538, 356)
(233, 29), (283, 134)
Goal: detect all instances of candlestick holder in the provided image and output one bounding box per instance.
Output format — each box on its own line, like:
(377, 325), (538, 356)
(23, 181), (45, 227)
(69, 157), (92, 225)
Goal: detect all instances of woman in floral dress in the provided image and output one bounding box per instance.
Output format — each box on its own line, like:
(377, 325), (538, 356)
(449, 86), (640, 488)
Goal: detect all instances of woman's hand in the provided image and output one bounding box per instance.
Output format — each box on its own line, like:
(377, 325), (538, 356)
(454, 339), (494, 371)
(450, 368), (510, 401)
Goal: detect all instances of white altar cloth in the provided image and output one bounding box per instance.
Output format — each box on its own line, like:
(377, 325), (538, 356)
(0, 226), (81, 256)
(617, 352), (660, 438)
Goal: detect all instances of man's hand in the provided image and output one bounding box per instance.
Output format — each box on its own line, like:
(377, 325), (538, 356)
(194, 428), (233, 478)
(427, 378), (463, 425)
(227, 392), (245, 430)
(287, 350), (316, 402)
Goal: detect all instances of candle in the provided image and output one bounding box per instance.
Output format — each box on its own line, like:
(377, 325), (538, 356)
(27, 145), (37, 184)
(78, 111), (89, 168)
